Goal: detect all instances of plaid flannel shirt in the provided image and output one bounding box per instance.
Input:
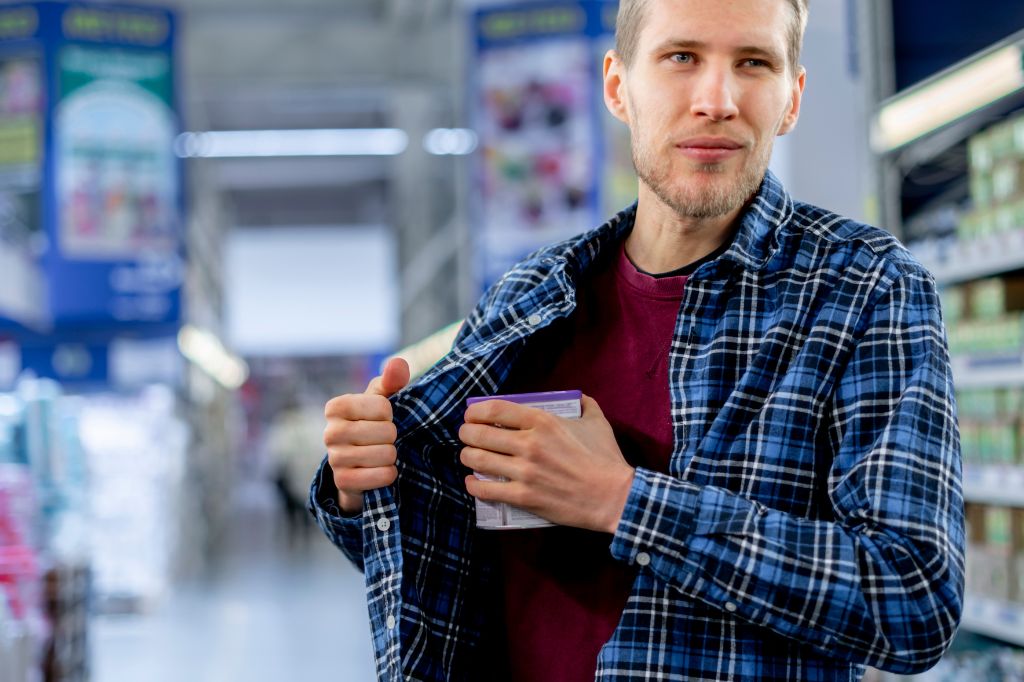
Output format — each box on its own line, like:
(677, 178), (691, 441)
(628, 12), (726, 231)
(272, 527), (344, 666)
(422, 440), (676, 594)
(310, 171), (964, 682)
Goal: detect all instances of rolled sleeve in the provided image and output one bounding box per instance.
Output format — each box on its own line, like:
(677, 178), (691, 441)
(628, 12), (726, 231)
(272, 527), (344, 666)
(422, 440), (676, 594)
(609, 269), (964, 675)
(308, 455), (366, 571)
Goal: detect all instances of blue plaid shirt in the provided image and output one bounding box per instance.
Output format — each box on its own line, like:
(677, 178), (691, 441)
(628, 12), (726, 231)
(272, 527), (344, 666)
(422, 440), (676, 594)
(310, 171), (964, 682)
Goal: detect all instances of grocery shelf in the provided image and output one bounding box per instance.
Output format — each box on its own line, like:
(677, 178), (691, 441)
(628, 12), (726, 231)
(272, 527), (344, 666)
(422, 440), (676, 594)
(915, 229), (1024, 286)
(962, 465), (1024, 507)
(950, 353), (1024, 389)
(960, 595), (1024, 647)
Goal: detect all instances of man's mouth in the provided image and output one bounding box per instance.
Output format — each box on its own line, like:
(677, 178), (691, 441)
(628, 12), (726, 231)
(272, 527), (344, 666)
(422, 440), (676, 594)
(677, 137), (744, 163)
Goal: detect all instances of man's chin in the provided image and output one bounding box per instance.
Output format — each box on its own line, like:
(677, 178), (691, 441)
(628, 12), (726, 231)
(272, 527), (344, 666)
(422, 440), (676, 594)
(663, 194), (743, 220)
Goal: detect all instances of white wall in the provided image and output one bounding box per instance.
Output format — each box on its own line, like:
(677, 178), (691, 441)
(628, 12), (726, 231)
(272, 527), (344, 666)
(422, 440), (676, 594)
(780, 0), (872, 224)
(224, 225), (399, 356)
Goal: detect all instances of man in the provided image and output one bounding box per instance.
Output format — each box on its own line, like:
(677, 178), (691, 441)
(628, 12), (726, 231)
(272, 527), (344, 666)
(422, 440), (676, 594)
(310, 0), (965, 680)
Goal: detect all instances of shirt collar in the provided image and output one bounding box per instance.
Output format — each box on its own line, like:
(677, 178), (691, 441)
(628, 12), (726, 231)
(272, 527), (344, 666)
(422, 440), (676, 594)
(720, 169), (794, 273)
(564, 169), (793, 278)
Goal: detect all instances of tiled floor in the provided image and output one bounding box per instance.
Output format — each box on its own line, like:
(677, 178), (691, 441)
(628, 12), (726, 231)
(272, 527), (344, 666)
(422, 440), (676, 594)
(90, 481), (376, 682)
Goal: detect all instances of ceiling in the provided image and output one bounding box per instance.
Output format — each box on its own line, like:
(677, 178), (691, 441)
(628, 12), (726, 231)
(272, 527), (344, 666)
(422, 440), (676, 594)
(104, 0), (468, 231)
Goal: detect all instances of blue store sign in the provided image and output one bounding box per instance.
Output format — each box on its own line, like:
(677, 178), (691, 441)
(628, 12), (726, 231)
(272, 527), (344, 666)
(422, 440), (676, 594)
(0, 1), (182, 339)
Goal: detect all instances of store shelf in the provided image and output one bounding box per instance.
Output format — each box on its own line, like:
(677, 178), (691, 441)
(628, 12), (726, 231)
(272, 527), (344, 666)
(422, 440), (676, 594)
(950, 352), (1024, 389)
(961, 595), (1024, 647)
(963, 465), (1024, 507)
(916, 229), (1024, 286)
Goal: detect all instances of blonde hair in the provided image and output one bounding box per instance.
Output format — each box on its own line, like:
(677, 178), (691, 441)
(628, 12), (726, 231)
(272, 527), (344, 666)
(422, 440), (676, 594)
(614, 0), (809, 74)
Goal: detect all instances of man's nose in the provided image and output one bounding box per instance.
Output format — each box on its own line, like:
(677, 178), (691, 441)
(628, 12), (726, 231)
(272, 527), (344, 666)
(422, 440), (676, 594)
(689, 67), (739, 121)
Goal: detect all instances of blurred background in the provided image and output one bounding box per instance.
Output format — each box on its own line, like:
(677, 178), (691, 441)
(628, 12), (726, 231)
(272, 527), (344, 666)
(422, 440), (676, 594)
(0, 0), (1023, 680)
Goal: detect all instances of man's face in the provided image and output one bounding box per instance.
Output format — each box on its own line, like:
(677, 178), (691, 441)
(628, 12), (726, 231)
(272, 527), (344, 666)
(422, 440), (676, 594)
(605, 0), (805, 219)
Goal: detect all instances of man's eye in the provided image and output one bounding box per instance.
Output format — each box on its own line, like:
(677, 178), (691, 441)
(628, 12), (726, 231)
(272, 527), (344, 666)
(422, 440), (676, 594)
(670, 53), (693, 64)
(743, 58), (770, 68)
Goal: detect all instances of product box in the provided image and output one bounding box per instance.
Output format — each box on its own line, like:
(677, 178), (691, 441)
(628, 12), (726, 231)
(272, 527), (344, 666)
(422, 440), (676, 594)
(465, 390), (582, 530)
(941, 285), (966, 325)
(1014, 196), (1024, 230)
(965, 503), (986, 596)
(991, 120), (1020, 164)
(956, 211), (979, 242)
(1013, 116), (1024, 157)
(969, 174), (994, 211)
(969, 279), (1003, 320)
(959, 422), (979, 465)
(1018, 420), (1024, 465)
(1013, 509), (1024, 604)
(999, 386), (1023, 420)
(968, 276), (1024, 320)
(968, 129), (992, 173)
(961, 313), (1024, 355)
(977, 421), (1019, 465)
(982, 506), (1014, 601)
(991, 160), (1024, 204)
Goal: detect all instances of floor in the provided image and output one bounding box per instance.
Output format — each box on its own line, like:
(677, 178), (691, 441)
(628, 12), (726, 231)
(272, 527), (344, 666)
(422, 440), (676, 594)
(90, 479), (377, 682)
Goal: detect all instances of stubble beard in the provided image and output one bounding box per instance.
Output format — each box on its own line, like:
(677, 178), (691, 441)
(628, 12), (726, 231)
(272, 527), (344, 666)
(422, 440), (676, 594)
(631, 130), (772, 220)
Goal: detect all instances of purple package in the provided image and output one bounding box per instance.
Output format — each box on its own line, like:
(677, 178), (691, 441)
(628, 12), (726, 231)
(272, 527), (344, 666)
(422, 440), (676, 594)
(466, 390), (583, 418)
(464, 390), (582, 529)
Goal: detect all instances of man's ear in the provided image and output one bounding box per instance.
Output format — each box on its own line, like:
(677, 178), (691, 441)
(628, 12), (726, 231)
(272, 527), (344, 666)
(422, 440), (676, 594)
(777, 66), (806, 136)
(603, 49), (630, 125)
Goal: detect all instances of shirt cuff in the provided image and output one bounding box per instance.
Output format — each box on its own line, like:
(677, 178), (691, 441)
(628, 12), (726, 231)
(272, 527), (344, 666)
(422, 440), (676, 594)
(610, 467), (702, 573)
(308, 456), (365, 567)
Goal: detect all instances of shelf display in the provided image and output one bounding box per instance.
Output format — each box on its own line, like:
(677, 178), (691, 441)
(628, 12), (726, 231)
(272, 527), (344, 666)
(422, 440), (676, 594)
(0, 377), (91, 682)
(890, 34), (1024, 665)
(0, 376), (189, 681)
(961, 509), (1024, 657)
(80, 387), (187, 612)
(0, 462), (45, 682)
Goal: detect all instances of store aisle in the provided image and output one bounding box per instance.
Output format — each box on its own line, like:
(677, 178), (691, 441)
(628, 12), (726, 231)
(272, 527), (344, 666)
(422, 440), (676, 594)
(90, 478), (376, 682)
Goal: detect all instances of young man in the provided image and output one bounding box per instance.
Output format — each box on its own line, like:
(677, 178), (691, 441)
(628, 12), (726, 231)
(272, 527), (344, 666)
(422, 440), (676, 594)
(311, 0), (965, 680)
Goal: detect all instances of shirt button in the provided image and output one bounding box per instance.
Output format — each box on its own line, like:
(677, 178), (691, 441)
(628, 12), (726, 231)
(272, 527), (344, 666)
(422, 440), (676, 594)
(725, 601), (738, 613)
(635, 551), (651, 566)
(386, 614), (397, 630)
(527, 313), (542, 326)
(376, 518), (391, 532)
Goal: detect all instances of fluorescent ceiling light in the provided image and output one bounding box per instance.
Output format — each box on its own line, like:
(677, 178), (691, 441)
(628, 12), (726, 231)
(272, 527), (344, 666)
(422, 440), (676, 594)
(423, 128), (478, 156)
(177, 325), (249, 390)
(872, 42), (1024, 153)
(175, 128), (409, 158)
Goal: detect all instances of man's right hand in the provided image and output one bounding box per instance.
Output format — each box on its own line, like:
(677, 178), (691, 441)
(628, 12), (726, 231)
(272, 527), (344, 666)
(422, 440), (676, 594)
(324, 357), (411, 514)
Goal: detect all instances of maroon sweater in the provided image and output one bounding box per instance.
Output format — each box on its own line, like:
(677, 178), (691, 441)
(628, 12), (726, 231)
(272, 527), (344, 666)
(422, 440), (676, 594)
(495, 239), (719, 681)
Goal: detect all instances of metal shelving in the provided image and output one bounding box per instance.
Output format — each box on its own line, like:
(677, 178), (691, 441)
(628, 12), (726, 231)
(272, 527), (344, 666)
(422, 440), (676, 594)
(961, 595), (1024, 648)
(950, 352), (1024, 389)
(916, 228), (1024, 286)
(963, 465), (1024, 507)
(870, 18), (1024, 664)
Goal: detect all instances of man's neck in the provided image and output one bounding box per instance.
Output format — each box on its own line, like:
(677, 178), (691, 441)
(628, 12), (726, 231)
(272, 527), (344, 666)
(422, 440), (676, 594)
(625, 186), (744, 275)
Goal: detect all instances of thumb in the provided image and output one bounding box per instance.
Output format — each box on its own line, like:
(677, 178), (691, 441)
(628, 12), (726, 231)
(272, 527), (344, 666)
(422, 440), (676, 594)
(366, 357), (411, 397)
(580, 394), (604, 418)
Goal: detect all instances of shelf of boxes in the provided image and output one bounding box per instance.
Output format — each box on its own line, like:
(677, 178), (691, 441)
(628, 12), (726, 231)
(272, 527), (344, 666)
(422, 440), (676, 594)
(961, 595), (1024, 648)
(882, 41), (1024, 670)
(962, 501), (1024, 648)
(950, 380), (1024, 651)
(963, 464), (1024, 507)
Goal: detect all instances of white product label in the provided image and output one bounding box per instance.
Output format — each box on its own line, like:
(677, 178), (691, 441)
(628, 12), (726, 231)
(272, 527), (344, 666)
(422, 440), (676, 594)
(473, 395), (581, 530)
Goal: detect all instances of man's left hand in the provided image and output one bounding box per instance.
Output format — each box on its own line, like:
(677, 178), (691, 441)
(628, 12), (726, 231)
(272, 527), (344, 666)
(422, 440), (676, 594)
(459, 395), (635, 534)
